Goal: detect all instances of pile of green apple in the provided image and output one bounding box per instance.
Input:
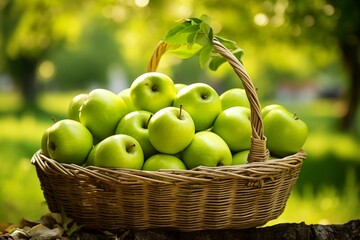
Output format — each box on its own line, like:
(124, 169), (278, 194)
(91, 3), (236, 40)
(40, 72), (308, 171)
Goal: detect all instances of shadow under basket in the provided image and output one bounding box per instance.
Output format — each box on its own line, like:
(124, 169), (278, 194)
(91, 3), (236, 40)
(31, 38), (307, 231)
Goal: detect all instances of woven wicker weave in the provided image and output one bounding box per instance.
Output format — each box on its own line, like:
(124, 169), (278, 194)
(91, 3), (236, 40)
(31, 38), (306, 231)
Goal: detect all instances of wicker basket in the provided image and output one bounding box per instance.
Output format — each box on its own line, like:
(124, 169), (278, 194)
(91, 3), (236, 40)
(31, 38), (306, 231)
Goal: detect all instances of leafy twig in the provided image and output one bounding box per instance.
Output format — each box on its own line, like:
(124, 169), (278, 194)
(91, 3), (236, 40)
(163, 14), (243, 70)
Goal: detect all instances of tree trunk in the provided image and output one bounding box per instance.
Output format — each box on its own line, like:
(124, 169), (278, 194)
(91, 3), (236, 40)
(67, 220), (360, 240)
(2, 218), (359, 240)
(339, 40), (360, 132)
(9, 57), (39, 108)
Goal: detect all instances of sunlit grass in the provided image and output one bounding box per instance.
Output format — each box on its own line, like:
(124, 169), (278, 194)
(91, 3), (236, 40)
(268, 167), (359, 225)
(0, 150), (49, 222)
(0, 92), (23, 112)
(0, 114), (50, 142)
(37, 90), (86, 117)
(305, 131), (360, 160)
(0, 91), (85, 223)
(0, 113), (50, 222)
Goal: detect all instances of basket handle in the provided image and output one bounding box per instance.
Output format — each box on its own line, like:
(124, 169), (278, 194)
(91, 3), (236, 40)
(147, 39), (269, 163)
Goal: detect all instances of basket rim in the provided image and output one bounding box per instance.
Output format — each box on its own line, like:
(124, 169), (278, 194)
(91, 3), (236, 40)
(31, 149), (306, 186)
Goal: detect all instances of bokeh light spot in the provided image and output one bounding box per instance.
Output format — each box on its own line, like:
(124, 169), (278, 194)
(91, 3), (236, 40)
(38, 60), (55, 82)
(254, 13), (269, 26)
(135, 0), (149, 8)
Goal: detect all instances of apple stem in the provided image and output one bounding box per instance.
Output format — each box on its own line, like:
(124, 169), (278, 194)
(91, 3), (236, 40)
(51, 116), (57, 123)
(146, 114), (153, 128)
(126, 144), (136, 153)
(179, 104), (183, 119)
(152, 83), (158, 91)
(293, 113), (299, 120)
(201, 93), (208, 100)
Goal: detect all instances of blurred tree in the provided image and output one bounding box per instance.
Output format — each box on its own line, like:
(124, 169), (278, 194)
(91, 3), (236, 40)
(283, 0), (360, 131)
(0, 0), (358, 131)
(0, 0), (85, 107)
(49, 17), (122, 90)
(0, 0), (179, 104)
(327, 0), (360, 131)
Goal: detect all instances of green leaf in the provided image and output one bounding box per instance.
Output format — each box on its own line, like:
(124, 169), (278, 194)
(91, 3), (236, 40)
(208, 48), (244, 71)
(164, 24), (199, 44)
(165, 21), (191, 39)
(216, 36), (238, 50)
(200, 21), (211, 35)
(199, 14), (211, 25)
(208, 28), (214, 43)
(163, 15), (244, 71)
(167, 44), (202, 59)
(208, 55), (226, 71)
(66, 222), (84, 237)
(232, 48), (244, 62)
(187, 17), (203, 24)
(199, 45), (213, 68)
(195, 32), (211, 46)
(187, 31), (198, 45)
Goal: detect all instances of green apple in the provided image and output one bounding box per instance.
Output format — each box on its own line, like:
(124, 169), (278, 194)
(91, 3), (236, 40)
(233, 150), (275, 164)
(46, 119), (93, 165)
(118, 88), (137, 113)
(79, 88), (127, 141)
(263, 108), (308, 157)
(220, 88), (250, 110)
(212, 106), (252, 152)
(130, 72), (176, 113)
(40, 127), (50, 157)
(173, 83), (222, 131)
(172, 151), (183, 160)
(182, 131), (232, 169)
(115, 110), (158, 159)
(232, 150), (249, 165)
(261, 104), (287, 118)
(148, 106), (195, 154)
(142, 154), (187, 171)
(83, 143), (99, 166)
(94, 134), (144, 169)
(269, 155), (277, 160)
(68, 93), (88, 121)
(175, 83), (187, 93)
